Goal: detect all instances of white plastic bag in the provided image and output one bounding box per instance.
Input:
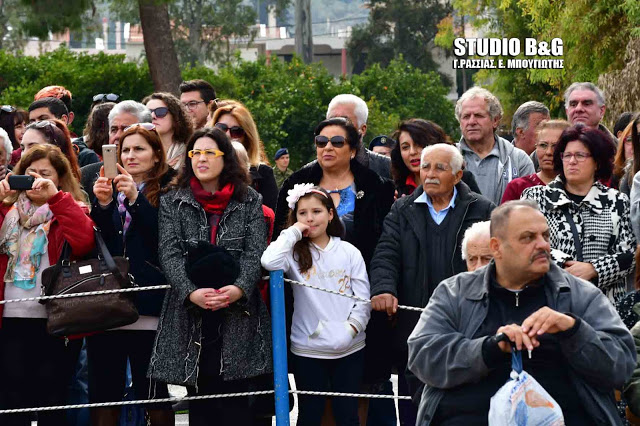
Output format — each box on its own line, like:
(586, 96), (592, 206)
(488, 350), (565, 425)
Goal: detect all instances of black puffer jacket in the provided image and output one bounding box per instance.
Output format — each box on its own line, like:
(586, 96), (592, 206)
(370, 181), (495, 357)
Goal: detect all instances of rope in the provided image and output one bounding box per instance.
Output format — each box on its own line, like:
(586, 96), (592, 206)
(0, 285), (171, 305)
(0, 390), (410, 414)
(273, 277), (424, 313)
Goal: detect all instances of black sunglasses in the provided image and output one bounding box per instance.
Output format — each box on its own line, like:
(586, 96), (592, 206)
(315, 135), (347, 148)
(1, 105), (16, 114)
(149, 107), (169, 118)
(214, 122), (245, 139)
(93, 93), (120, 103)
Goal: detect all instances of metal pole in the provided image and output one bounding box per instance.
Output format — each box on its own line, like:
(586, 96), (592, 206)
(270, 270), (290, 425)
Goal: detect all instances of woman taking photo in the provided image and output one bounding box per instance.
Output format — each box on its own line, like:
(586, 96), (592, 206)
(88, 123), (175, 425)
(211, 100), (278, 210)
(149, 127), (272, 426)
(0, 145), (95, 425)
(143, 92), (193, 170)
(523, 125), (636, 303)
(501, 119), (570, 203)
(21, 119), (82, 182)
(391, 118), (479, 197)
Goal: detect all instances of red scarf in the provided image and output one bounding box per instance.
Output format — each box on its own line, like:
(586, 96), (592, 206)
(405, 174), (417, 191)
(190, 177), (234, 242)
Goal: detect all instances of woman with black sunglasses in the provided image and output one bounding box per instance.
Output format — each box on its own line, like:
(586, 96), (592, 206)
(143, 92), (193, 171)
(211, 100), (278, 210)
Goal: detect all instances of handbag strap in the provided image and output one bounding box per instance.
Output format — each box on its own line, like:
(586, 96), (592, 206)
(511, 349), (523, 374)
(93, 227), (130, 288)
(560, 205), (583, 262)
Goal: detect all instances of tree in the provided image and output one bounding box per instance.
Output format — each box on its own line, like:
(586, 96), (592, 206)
(347, 0), (451, 79)
(0, 0), (27, 51)
(138, 0), (182, 94)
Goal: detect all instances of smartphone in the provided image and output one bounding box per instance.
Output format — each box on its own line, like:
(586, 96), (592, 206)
(102, 144), (118, 179)
(8, 175), (35, 190)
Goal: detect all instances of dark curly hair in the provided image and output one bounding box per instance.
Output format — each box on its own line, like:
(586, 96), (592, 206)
(286, 187), (344, 274)
(143, 92), (193, 145)
(553, 125), (615, 182)
(390, 118), (451, 188)
(177, 127), (249, 201)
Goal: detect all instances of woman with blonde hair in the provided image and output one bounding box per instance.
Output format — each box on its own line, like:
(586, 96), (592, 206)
(211, 100), (278, 209)
(0, 145), (95, 425)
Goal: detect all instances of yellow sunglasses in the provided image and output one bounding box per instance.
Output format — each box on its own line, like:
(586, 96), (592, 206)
(188, 149), (225, 158)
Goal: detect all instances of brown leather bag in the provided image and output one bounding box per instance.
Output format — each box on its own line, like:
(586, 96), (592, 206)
(40, 227), (139, 336)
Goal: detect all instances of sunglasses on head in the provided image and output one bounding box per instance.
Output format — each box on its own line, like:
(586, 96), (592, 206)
(1, 105), (16, 114)
(93, 93), (120, 103)
(27, 120), (56, 142)
(314, 135), (347, 148)
(214, 122), (245, 139)
(124, 123), (156, 132)
(149, 107), (169, 118)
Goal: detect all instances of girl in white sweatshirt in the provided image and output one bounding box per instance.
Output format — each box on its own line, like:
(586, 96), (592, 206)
(261, 183), (371, 425)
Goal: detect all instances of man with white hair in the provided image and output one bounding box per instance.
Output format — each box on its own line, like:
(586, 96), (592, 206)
(80, 100), (152, 202)
(370, 143), (494, 423)
(512, 101), (550, 158)
(0, 128), (13, 179)
(326, 94), (391, 178)
(564, 82), (616, 145)
(461, 220), (492, 271)
(456, 87), (535, 204)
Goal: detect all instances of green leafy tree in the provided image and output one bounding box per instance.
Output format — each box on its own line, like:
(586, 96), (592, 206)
(347, 0), (452, 79)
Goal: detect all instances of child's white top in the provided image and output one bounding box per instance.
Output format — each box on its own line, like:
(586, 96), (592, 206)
(261, 226), (371, 359)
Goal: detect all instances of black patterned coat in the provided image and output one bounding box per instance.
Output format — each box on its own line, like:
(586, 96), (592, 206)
(148, 186), (272, 386)
(522, 178), (636, 302)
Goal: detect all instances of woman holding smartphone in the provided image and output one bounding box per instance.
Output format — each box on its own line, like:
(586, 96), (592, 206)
(88, 123), (175, 426)
(0, 145), (95, 425)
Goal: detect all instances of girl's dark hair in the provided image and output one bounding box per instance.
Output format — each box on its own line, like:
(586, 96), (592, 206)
(142, 92), (193, 144)
(553, 124), (615, 182)
(314, 117), (360, 150)
(118, 125), (168, 208)
(390, 118), (450, 187)
(0, 108), (18, 149)
(84, 102), (115, 155)
(25, 118), (81, 182)
(177, 127), (249, 200)
(629, 115), (640, 187)
(286, 187), (344, 274)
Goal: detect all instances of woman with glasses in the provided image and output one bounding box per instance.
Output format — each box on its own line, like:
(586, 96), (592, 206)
(501, 120), (570, 203)
(211, 100), (278, 210)
(21, 119), (82, 183)
(522, 125), (636, 303)
(148, 127), (271, 426)
(0, 145), (95, 426)
(143, 92), (193, 171)
(88, 123), (175, 425)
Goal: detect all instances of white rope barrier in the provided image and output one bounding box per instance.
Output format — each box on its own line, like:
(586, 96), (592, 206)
(0, 285), (171, 305)
(0, 390), (411, 414)
(277, 277), (425, 313)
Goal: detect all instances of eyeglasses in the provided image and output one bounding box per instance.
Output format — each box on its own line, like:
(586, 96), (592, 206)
(93, 93), (120, 103)
(214, 122), (245, 139)
(560, 152), (591, 162)
(149, 107), (169, 118)
(182, 100), (205, 110)
(314, 135), (346, 148)
(536, 142), (557, 152)
(124, 123), (156, 132)
(188, 149), (225, 159)
(1, 105), (16, 114)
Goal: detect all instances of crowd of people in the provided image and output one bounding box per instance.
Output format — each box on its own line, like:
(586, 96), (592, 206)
(0, 79), (639, 426)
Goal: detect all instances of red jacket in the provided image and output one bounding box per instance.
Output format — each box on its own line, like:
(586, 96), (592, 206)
(0, 191), (96, 327)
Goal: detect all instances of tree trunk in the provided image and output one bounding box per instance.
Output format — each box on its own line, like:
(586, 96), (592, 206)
(295, 0), (312, 63)
(138, 0), (182, 95)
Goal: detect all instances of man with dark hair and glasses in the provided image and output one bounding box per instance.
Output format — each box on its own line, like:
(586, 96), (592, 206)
(179, 79), (217, 130)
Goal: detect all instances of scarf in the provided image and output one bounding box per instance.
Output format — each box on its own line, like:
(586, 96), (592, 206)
(117, 182), (146, 237)
(190, 177), (235, 243)
(0, 192), (54, 289)
(405, 174), (417, 192)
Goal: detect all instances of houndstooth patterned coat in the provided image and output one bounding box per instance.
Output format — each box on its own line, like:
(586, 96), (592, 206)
(522, 178), (636, 303)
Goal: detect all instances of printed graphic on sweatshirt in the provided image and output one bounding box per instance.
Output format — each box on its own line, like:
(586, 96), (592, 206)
(302, 266), (351, 293)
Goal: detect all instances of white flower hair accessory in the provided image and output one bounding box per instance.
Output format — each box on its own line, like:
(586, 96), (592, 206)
(286, 183), (327, 209)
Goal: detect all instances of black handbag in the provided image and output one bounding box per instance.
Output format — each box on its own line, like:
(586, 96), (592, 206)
(40, 227), (139, 336)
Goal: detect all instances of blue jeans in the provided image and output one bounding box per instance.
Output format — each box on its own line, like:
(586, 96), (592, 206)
(67, 340), (89, 426)
(293, 350), (364, 426)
